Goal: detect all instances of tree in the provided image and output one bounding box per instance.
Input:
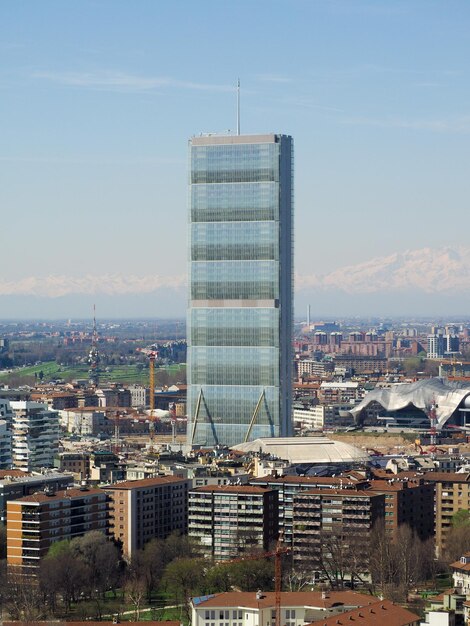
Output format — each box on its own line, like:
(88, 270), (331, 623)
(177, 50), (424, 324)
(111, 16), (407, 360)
(40, 546), (89, 614)
(204, 559), (275, 594)
(131, 538), (165, 601)
(162, 531), (200, 562)
(4, 568), (45, 621)
(0, 523), (6, 560)
(452, 510), (470, 528)
(443, 510), (470, 563)
(402, 357), (423, 376)
(70, 530), (121, 598)
(228, 559), (274, 592)
(162, 557), (205, 622)
(369, 523), (435, 601)
(124, 570), (147, 621)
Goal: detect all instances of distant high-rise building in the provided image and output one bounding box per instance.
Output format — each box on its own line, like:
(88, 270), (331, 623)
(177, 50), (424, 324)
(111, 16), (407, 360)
(427, 331), (445, 359)
(187, 134), (293, 447)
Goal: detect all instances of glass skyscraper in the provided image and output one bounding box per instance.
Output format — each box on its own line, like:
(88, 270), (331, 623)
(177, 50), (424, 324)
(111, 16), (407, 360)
(187, 134), (293, 447)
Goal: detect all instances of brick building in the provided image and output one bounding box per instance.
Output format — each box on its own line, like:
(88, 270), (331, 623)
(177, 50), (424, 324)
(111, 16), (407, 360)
(104, 476), (190, 557)
(423, 472), (470, 556)
(368, 477), (435, 540)
(251, 476), (369, 546)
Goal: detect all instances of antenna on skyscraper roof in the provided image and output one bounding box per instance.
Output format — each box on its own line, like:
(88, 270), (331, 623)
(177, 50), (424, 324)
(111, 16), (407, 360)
(237, 78), (240, 136)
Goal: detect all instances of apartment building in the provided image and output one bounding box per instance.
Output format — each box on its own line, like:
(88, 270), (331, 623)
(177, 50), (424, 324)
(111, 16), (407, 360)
(369, 478), (435, 540)
(293, 404), (355, 431)
(318, 382), (361, 404)
(0, 419), (12, 469)
(104, 476), (190, 557)
(424, 472), (470, 556)
(251, 476), (369, 546)
(7, 487), (109, 573)
(55, 452), (90, 480)
(188, 485), (278, 560)
(129, 384), (149, 408)
(30, 391), (79, 410)
(296, 360), (333, 379)
(292, 489), (385, 572)
(10, 401), (59, 470)
(333, 356), (388, 375)
(0, 470), (73, 523)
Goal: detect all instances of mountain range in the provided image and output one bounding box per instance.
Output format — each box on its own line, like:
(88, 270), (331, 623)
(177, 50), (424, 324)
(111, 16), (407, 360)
(0, 246), (468, 317)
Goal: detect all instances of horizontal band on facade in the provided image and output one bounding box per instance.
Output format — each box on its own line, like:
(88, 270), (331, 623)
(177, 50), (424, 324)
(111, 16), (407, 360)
(190, 299), (278, 308)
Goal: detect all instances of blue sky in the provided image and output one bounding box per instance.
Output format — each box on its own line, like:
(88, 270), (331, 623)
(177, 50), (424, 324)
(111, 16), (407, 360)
(1, 1), (470, 317)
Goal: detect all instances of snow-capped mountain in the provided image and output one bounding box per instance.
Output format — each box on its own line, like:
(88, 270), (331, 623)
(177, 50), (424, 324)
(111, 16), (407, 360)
(296, 246), (470, 294)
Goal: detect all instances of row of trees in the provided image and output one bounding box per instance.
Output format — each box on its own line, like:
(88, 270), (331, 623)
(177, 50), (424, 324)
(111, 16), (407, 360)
(2, 511), (469, 620)
(0, 531), (274, 622)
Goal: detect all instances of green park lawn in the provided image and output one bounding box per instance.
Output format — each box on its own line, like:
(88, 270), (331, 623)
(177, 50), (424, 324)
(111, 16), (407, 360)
(0, 362), (186, 386)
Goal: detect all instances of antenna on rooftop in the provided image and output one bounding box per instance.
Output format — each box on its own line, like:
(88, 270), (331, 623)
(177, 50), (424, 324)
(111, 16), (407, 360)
(237, 78), (240, 136)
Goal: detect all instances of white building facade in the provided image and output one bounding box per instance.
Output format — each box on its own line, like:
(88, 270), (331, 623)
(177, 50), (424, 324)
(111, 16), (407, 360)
(10, 401), (59, 470)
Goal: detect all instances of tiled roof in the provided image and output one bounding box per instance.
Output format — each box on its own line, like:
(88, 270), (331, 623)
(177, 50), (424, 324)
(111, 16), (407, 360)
(298, 489), (376, 497)
(4, 622), (180, 626)
(104, 475), (188, 490)
(305, 599), (420, 626)
(0, 470), (31, 478)
(423, 472), (470, 482)
(192, 591), (375, 610)
(10, 488), (105, 504)
(251, 476), (365, 486)
(450, 556), (470, 571)
(191, 485), (270, 495)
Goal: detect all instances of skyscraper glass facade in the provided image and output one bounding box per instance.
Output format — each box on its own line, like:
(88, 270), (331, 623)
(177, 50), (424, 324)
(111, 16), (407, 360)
(187, 134), (293, 447)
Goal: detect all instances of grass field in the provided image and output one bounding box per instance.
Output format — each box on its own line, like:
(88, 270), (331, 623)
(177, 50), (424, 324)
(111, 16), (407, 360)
(0, 362), (186, 386)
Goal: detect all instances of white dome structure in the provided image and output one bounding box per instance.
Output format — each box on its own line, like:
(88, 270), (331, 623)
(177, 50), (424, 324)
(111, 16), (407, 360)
(232, 436), (370, 464)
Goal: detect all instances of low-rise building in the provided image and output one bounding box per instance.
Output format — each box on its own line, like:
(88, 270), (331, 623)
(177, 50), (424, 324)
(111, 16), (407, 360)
(104, 476), (190, 558)
(450, 552), (470, 594)
(191, 591), (387, 626)
(316, 600), (420, 626)
(188, 485), (278, 560)
(55, 452), (90, 480)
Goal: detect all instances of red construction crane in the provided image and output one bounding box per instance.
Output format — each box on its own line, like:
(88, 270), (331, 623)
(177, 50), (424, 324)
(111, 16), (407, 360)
(217, 533), (290, 626)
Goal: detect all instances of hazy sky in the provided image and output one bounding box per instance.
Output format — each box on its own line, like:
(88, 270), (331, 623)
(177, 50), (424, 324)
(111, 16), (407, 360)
(1, 1), (470, 317)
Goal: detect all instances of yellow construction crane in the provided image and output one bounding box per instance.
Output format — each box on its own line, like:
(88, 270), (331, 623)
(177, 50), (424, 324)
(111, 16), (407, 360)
(148, 351), (158, 452)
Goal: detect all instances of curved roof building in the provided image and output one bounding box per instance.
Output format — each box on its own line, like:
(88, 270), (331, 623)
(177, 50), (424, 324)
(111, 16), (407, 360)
(350, 378), (470, 430)
(232, 436), (370, 464)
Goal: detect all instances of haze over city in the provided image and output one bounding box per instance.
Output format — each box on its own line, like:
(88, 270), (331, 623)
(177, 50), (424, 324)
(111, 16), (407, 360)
(2, 0), (470, 317)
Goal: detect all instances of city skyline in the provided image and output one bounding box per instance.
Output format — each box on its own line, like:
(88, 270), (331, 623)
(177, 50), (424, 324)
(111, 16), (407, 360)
(2, 1), (470, 317)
